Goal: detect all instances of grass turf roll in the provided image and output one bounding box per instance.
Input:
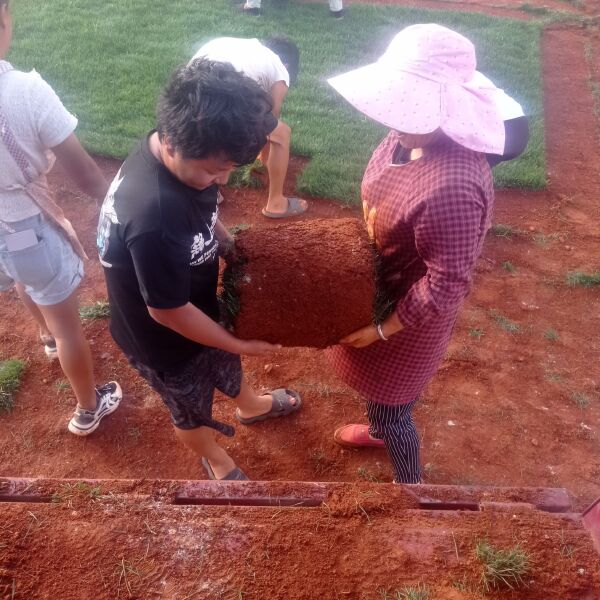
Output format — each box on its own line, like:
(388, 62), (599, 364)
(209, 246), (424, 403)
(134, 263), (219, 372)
(223, 218), (376, 348)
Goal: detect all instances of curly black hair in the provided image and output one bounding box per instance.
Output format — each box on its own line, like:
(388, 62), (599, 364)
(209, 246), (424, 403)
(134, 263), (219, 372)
(157, 59), (274, 165)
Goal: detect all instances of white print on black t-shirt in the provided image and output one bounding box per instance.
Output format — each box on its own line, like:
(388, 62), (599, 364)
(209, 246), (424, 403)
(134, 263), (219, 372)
(97, 170), (124, 268)
(190, 208), (218, 266)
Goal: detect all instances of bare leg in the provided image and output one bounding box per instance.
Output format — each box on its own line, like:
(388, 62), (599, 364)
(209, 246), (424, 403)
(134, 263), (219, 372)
(175, 378), (298, 479)
(37, 290), (96, 410)
(174, 426), (236, 479)
(15, 283), (51, 339)
(264, 121), (307, 215)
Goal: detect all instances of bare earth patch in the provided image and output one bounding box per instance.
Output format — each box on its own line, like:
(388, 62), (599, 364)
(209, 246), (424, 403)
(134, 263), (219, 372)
(0, 9), (599, 599)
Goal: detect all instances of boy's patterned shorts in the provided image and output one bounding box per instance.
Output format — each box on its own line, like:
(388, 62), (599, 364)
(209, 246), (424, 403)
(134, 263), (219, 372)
(128, 348), (242, 435)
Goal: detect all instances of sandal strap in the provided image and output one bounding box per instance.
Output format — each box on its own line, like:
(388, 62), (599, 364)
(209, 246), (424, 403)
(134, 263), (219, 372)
(269, 388), (298, 415)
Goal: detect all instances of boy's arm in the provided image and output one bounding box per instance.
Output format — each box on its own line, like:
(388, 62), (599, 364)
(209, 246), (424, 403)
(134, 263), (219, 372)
(215, 218), (234, 246)
(148, 303), (278, 356)
(129, 232), (276, 356)
(52, 134), (109, 203)
(487, 116), (529, 167)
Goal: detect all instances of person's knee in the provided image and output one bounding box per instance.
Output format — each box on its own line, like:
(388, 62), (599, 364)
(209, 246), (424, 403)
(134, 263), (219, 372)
(39, 295), (84, 340)
(279, 121), (291, 140)
(269, 120), (291, 147)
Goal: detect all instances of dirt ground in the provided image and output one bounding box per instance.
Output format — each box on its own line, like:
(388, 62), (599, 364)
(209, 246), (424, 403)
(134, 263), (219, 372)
(1, 22), (598, 507)
(2, 479), (600, 599)
(0, 6), (599, 598)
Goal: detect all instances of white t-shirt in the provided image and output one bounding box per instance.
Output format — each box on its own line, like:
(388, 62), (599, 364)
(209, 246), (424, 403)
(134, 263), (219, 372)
(192, 38), (290, 93)
(471, 71), (525, 121)
(0, 68), (77, 221)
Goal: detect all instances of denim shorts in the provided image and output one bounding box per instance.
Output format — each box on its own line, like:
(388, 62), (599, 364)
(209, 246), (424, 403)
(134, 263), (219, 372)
(0, 213), (83, 306)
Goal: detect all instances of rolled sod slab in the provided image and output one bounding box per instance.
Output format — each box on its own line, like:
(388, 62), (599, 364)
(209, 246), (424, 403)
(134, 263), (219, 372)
(222, 218), (376, 348)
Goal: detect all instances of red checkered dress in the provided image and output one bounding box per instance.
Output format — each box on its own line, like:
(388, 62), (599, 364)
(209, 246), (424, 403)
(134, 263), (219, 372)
(327, 131), (494, 405)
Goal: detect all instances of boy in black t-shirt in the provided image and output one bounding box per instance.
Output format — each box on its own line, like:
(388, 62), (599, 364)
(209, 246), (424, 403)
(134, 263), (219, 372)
(98, 60), (301, 480)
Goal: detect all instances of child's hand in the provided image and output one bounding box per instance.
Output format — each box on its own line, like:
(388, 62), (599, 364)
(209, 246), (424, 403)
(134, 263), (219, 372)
(219, 239), (241, 264)
(238, 339), (282, 356)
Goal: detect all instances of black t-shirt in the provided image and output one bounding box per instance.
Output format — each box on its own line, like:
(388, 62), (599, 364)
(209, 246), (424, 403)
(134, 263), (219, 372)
(97, 132), (221, 371)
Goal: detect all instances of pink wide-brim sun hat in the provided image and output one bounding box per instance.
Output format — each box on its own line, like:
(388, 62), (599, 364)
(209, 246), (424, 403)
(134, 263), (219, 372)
(328, 24), (505, 154)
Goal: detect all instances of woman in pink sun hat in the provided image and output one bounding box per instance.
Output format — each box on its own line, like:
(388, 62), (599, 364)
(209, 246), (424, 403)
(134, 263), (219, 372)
(326, 23), (508, 483)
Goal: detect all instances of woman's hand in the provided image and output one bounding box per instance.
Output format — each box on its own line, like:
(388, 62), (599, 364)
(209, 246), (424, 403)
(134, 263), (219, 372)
(339, 313), (405, 348)
(339, 324), (380, 348)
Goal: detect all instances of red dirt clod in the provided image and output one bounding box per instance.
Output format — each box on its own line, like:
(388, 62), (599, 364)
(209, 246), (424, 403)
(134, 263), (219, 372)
(231, 218), (376, 347)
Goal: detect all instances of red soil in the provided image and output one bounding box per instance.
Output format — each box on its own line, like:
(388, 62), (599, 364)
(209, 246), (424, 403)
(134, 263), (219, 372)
(231, 218), (375, 348)
(0, 26), (598, 503)
(1, 478), (599, 599)
(0, 12), (599, 599)
(0, 28), (598, 502)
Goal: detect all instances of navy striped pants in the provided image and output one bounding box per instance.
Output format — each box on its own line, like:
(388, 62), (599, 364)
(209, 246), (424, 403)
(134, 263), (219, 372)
(367, 399), (421, 484)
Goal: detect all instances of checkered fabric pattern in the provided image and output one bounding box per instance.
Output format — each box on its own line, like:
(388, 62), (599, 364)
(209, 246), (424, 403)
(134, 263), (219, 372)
(0, 61), (34, 182)
(327, 131), (494, 405)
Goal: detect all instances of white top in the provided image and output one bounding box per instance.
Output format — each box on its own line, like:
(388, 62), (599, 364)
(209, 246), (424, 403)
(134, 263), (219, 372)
(0, 69), (77, 222)
(192, 37), (290, 93)
(471, 71), (525, 121)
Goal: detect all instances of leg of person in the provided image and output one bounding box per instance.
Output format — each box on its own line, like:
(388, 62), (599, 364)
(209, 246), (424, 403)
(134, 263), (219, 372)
(14, 282), (57, 358)
(174, 425), (238, 479)
(37, 290), (96, 409)
(329, 0), (344, 18)
(367, 399), (421, 484)
(33, 293), (121, 436)
(258, 142), (270, 168)
(128, 352), (246, 480)
(262, 121), (308, 218)
(235, 377), (300, 422)
(241, 0), (261, 15)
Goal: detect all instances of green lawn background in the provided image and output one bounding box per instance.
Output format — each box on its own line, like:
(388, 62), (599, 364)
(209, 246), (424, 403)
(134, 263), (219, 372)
(9, 0), (544, 202)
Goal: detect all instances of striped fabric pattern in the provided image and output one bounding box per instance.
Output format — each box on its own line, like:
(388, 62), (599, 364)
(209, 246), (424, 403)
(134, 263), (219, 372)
(367, 399), (421, 483)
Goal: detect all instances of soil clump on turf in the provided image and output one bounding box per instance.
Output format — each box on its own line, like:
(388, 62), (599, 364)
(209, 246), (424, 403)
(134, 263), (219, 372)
(226, 218), (376, 348)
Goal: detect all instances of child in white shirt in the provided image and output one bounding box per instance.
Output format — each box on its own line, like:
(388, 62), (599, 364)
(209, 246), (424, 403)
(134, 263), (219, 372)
(193, 37), (309, 218)
(0, 0), (122, 436)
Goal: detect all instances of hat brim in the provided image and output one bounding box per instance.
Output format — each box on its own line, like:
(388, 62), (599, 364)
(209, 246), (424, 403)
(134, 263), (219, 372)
(328, 62), (442, 134)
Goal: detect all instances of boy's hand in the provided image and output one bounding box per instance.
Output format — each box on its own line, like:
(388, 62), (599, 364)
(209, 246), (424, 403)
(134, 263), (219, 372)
(215, 218), (241, 264)
(219, 238), (241, 265)
(238, 339), (282, 356)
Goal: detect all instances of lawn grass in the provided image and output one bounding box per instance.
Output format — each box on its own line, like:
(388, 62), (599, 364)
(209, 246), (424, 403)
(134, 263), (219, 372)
(475, 539), (530, 591)
(567, 271), (600, 287)
(9, 1), (544, 203)
(79, 300), (111, 320)
(0, 359), (26, 413)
